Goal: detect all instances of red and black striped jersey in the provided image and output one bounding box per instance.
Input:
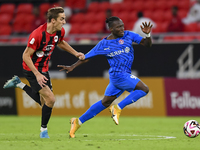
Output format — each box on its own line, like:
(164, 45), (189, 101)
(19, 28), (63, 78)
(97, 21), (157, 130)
(22, 23), (65, 72)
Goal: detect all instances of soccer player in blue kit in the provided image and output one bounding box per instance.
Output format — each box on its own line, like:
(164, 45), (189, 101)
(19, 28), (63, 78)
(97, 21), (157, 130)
(58, 16), (153, 138)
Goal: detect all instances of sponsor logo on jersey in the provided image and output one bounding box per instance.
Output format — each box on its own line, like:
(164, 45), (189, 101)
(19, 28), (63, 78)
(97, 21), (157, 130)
(118, 39), (124, 44)
(54, 36), (58, 42)
(36, 51), (44, 57)
(30, 38), (35, 44)
(35, 45), (54, 57)
(125, 47), (130, 53)
(43, 45), (54, 51)
(36, 50), (53, 57)
(107, 47), (130, 57)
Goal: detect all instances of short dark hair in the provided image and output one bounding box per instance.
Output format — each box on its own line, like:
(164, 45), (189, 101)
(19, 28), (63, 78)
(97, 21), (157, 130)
(105, 16), (120, 28)
(47, 7), (64, 22)
(137, 11), (143, 18)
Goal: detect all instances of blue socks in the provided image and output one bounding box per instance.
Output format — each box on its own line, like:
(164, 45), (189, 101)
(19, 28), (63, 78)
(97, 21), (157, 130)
(118, 90), (147, 109)
(79, 100), (106, 124)
(79, 90), (147, 124)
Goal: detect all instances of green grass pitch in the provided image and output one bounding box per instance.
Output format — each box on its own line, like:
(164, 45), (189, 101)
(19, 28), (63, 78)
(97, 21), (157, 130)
(0, 116), (200, 150)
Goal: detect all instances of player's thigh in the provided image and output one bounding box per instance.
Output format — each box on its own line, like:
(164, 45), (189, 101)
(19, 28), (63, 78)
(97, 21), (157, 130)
(134, 80), (149, 93)
(104, 82), (124, 98)
(102, 95), (117, 107)
(39, 86), (55, 103)
(23, 69), (53, 92)
(40, 95), (45, 107)
(117, 74), (140, 92)
(23, 69), (42, 92)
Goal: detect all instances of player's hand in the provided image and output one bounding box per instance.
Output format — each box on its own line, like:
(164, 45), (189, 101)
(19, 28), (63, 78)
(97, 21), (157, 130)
(140, 21), (153, 34)
(76, 52), (85, 60)
(35, 73), (48, 88)
(57, 65), (74, 73)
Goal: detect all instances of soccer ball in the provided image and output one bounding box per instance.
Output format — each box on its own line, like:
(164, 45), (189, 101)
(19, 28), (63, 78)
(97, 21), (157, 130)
(183, 120), (200, 138)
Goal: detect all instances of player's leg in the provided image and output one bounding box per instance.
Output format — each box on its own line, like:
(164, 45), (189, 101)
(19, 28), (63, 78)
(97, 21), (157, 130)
(23, 70), (54, 138)
(39, 86), (55, 138)
(69, 99), (106, 138)
(37, 72), (54, 138)
(69, 82), (121, 138)
(117, 80), (149, 110)
(69, 96), (116, 138)
(3, 75), (41, 105)
(40, 95), (45, 107)
(23, 85), (41, 105)
(106, 86), (124, 125)
(23, 70), (54, 107)
(79, 95), (116, 123)
(4, 72), (54, 138)
(110, 74), (149, 125)
(23, 70), (44, 105)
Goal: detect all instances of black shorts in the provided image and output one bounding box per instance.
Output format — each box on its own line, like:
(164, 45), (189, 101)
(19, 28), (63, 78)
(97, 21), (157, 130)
(23, 69), (52, 92)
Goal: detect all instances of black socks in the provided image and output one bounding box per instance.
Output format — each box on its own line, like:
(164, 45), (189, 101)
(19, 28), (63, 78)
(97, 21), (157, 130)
(23, 85), (41, 105)
(41, 104), (52, 128)
(23, 85), (52, 128)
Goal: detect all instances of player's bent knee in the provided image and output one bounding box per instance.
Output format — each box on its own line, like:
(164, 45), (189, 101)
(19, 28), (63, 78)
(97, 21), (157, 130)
(43, 93), (55, 107)
(49, 95), (55, 105)
(102, 100), (112, 108)
(143, 86), (149, 94)
(102, 96), (116, 107)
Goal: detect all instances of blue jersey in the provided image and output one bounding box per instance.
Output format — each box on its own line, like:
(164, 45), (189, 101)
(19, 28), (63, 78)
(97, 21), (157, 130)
(85, 30), (143, 77)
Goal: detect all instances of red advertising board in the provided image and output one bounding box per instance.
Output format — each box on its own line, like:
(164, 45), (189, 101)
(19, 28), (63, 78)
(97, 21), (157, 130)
(164, 78), (200, 116)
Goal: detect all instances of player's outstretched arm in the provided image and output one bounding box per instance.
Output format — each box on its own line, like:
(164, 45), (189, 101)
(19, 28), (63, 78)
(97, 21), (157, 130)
(139, 21), (153, 48)
(57, 59), (89, 73)
(57, 40), (85, 60)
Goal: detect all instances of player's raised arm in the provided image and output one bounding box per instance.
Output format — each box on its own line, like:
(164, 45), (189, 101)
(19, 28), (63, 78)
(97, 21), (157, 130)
(57, 59), (89, 73)
(139, 21), (153, 48)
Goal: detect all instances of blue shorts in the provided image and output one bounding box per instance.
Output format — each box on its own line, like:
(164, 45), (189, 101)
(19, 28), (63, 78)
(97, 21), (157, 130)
(104, 73), (140, 97)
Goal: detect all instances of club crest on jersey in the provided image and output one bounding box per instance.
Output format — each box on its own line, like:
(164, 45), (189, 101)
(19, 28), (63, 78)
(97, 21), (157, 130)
(54, 36), (58, 42)
(119, 39), (124, 44)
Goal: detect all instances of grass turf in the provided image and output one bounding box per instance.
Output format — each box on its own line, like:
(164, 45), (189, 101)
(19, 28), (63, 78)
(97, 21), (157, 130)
(0, 116), (200, 150)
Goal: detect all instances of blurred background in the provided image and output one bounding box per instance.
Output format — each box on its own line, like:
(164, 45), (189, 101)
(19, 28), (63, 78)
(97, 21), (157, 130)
(0, 0), (200, 44)
(0, 0), (200, 116)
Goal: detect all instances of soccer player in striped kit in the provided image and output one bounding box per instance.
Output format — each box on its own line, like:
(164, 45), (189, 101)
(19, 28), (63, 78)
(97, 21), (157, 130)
(58, 16), (153, 138)
(3, 7), (84, 138)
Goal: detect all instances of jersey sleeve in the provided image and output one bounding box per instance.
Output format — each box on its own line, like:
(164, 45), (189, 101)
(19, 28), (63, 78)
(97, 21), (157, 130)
(128, 31), (143, 44)
(59, 27), (65, 42)
(85, 40), (106, 59)
(27, 30), (41, 51)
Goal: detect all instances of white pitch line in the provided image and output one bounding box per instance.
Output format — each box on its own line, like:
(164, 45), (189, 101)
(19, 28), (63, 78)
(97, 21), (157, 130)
(0, 133), (176, 141)
(76, 134), (176, 141)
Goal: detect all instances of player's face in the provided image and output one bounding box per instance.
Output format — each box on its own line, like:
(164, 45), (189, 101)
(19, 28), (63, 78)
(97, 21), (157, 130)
(54, 13), (66, 31)
(111, 20), (124, 37)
